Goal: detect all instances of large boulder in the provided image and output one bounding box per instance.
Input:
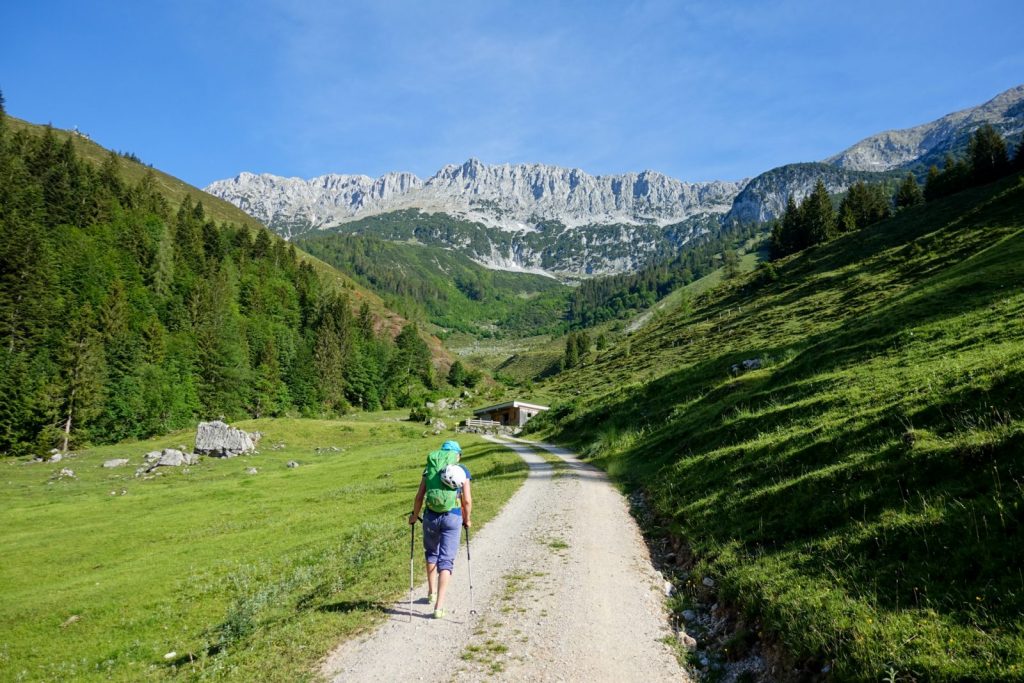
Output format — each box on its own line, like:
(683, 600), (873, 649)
(103, 458), (130, 469)
(194, 420), (258, 457)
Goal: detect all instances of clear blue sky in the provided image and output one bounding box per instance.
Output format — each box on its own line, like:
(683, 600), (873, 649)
(2, 1), (1022, 187)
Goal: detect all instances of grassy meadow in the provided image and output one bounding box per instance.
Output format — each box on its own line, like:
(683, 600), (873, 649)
(530, 173), (1024, 680)
(0, 415), (527, 681)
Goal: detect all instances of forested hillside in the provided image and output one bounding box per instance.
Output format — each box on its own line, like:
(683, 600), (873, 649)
(0, 105), (436, 457)
(296, 232), (569, 336)
(531, 163), (1024, 679)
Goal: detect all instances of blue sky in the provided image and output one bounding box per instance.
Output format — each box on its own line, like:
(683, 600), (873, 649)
(2, 1), (1022, 187)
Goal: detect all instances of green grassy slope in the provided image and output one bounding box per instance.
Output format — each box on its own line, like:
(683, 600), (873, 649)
(0, 416), (527, 681)
(532, 174), (1024, 680)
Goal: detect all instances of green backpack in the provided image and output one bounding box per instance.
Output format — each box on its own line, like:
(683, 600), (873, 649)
(424, 449), (460, 513)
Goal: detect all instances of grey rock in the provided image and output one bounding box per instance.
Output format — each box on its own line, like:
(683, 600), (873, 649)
(195, 420), (257, 457)
(156, 449), (189, 467)
(246, 467), (259, 475)
(678, 632), (698, 651)
(49, 453), (63, 463)
(702, 576), (715, 588)
(144, 450), (163, 462)
(103, 458), (130, 469)
(663, 580), (674, 597)
(430, 418), (447, 434)
(57, 468), (75, 478)
(682, 609), (697, 622)
(287, 461), (299, 468)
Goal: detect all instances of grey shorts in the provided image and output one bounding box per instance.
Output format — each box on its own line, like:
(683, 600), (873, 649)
(423, 509), (463, 573)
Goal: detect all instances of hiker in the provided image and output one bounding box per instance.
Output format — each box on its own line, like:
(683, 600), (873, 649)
(409, 439), (472, 619)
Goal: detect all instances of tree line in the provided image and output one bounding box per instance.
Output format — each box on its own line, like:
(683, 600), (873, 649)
(772, 124), (1024, 259)
(0, 97), (436, 456)
(566, 220), (763, 328)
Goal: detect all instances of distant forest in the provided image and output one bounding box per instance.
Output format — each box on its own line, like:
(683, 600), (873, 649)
(0, 97), (436, 457)
(566, 220), (764, 328)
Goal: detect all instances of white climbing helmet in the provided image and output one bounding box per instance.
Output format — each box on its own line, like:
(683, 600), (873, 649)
(440, 464), (468, 490)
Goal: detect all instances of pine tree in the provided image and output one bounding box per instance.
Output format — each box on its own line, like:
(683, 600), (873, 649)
(562, 332), (580, 370)
(722, 248), (740, 279)
(894, 172), (924, 209)
(1014, 138), (1024, 171)
(924, 165), (942, 202)
(447, 360), (468, 387)
(969, 124), (1009, 184)
(803, 180), (837, 246)
(58, 306), (107, 451)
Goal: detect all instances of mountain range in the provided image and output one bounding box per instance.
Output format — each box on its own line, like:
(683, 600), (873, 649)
(206, 84), (1024, 277)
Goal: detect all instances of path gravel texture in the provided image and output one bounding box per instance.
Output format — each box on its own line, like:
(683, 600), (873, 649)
(320, 437), (689, 682)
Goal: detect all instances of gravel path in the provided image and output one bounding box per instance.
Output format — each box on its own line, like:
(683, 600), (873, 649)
(320, 437), (689, 682)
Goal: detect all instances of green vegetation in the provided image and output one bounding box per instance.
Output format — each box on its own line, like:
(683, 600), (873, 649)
(0, 416), (528, 681)
(566, 219), (764, 328)
(295, 232), (568, 336)
(0, 113), (438, 457)
(529, 172), (1024, 680)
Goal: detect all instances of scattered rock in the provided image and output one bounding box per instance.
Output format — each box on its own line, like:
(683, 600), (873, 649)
(155, 449), (191, 467)
(287, 461), (299, 468)
(677, 631), (698, 651)
(163, 651), (177, 660)
(195, 420), (258, 457)
(144, 450), (163, 463)
(682, 609), (697, 622)
(49, 453), (63, 463)
(702, 576), (715, 588)
(729, 357), (763, 376)
(60, 614), (81, 628)
(430, 418), (447, 434)
(246, 467), (258, 475)
(663, 580), (674, 597)
(103, 458), (129, 469)
(56, 468), (76, 479)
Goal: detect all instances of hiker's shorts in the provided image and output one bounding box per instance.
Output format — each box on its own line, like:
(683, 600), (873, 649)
(423, 509), (462, 573)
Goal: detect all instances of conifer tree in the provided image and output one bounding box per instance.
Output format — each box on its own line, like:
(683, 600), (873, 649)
(968, 124), (1009, 183)
(1015, 138), (1024, 171)
(894, 172), (924, 209)
(803, 180), (837, 246)
(58, 306), (107, 451)
(562, 332), (580, 370)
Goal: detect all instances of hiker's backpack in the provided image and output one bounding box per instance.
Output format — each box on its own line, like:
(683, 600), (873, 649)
(424, 448), (460, 512)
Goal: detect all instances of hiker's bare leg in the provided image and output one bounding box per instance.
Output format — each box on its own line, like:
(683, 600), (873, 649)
(435, 569), (452, 610)
(427, 562), (437, 597)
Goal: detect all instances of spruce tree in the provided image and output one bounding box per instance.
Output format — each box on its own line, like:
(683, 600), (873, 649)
(968, 124), (1009, 183)
(803, 180), (837, 246)
(562, 333), (580, 370)
(894, 172), (924, 209)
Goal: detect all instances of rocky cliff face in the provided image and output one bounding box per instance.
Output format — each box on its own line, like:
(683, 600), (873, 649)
(207, 85), (1024, 276)
(826, 84), (1024, 172)
(205, 160), (746, 240)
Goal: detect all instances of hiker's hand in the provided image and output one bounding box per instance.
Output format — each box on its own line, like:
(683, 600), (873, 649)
(408, 513), (418, 526)
(463, 519), (472, 528)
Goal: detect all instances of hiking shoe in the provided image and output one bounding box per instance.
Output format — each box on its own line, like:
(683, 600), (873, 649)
(428, 593), (436, 605)
(432, 608), (446, 620)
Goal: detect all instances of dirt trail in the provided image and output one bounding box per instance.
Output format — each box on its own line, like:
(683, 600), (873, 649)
(321, 437), (689, 682)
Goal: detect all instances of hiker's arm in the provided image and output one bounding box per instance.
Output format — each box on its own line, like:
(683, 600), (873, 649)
(409, 477), (426, 525)
(461, 480), (472, 528)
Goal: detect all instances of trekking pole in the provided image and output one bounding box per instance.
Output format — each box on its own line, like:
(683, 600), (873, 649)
(409, 517), (415, 623)
(465, 525), (476, 615)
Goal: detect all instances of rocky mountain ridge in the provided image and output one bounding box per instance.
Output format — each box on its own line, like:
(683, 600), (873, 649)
(206, 85), (1024, 276)
(206, 160), (745, 240)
